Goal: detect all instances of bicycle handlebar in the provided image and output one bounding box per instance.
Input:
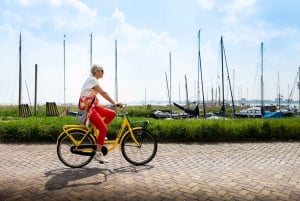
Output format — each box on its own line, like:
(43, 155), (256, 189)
(114, 103), (124, 108)
(108, 104), (127, 114)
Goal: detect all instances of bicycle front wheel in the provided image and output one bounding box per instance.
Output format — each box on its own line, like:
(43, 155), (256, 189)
(57, 131), (95, 168)
(121, 129), (157, 165)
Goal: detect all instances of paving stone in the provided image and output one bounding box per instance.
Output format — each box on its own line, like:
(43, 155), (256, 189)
(0, 142), (300, 200)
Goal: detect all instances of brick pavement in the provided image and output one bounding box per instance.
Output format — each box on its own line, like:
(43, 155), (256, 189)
(0, 142), (300, 201)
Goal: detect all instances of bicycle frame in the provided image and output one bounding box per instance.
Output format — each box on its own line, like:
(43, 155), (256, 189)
(59, 125), (95, 145)
(56, 108), (145, 153)
(104, 113), (143, 152)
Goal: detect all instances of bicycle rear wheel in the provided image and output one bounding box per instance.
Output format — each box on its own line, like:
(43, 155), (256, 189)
(121, 129), (157, 165)
(57, 131), (95, 168)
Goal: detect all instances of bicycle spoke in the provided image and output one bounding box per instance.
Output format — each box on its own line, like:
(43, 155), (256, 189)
(121, 129), (157, 165)
(57, 131), (95, 168)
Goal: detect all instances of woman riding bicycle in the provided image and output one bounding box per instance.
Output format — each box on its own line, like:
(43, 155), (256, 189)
(79, 64), (123, 163)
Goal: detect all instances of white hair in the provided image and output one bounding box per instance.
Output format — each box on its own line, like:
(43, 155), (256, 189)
(90, 64), (103, 75)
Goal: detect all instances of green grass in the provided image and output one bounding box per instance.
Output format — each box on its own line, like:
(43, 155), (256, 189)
(146, 117), (300, 142)
(0, 104), (299, 143)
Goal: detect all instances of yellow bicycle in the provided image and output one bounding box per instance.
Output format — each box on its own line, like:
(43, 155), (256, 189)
(56, 105), (157, 168)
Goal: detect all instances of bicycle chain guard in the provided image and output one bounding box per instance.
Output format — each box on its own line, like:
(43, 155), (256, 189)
(70, 144), (108, 156)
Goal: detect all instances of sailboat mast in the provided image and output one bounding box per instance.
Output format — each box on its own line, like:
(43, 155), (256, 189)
(220, 36), (225, 116)
(277, 71), (280, 110)
(90, 32), (93, 67)
(298, 66), (300, 111)
(185, 74), (189, 108)
(63, 35), (66, 106)
(115, 39), (118, 102)
(169, 52), (172, 106)
(18, 32), (22, 106)
(198, 30), (206, 117)
(261, 42), (264, 117)
(197, 31), (200, 104)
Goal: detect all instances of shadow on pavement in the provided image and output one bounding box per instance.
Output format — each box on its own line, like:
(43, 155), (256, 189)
(44, 167), (110, 191)
(113, 164), (153, 173)
(44, 165), (153, 191)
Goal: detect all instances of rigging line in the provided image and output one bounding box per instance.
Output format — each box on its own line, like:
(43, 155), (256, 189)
(220, 36), (225, 116)
(261, 47), (278, 99)
(198, 30), (205, 117)
(10, 49), (20, 104)
(25, 80), (32, 106)
(252, 45), (262, 102)
(165, 72), (170, 106)
(288, 71), (299, 104)
(222, 43), (235, 113)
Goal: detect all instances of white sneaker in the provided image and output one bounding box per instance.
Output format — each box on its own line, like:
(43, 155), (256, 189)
(94, 152), (109, 163)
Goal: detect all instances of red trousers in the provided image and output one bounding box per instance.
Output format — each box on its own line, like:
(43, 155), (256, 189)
(89, 106), (116, 145)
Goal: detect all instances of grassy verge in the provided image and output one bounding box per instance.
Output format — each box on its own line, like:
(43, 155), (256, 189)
(148, 117), (300, 142)
(0, 115), (299, 143)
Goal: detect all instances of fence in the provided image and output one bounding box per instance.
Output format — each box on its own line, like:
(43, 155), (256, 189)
(46, 102), (60, 116)
(19, 104), (32, 117)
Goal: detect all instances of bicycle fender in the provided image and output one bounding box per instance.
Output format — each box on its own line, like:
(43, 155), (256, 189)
(64, 127), (88, 134)
(56, 127), (94, 145)
(56, 132), (67, 145)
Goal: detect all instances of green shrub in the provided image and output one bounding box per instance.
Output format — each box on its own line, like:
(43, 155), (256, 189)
(0, 104), (300, 143)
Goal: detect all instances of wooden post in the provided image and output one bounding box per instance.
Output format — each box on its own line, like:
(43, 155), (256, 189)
(18, 32), (22, 117)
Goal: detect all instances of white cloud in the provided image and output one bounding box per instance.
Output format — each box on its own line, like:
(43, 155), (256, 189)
(220, 0), (256, 25)
(49, 0), (97, 31)
(224, 0), (256, 14)
(98, 9), (179, 103)
(18, 0), (41, 6)
(197, 0), (216, 10)
(112, 8), (125, 23)
(1, 1), (300, 105)
(64, 0), (97, 16)
(0, 6), (181, 105)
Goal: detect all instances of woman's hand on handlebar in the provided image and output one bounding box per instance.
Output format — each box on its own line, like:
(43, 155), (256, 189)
(115, 103), (124, 108)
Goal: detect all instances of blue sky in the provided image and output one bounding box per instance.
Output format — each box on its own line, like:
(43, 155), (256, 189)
(0, 0), (299, 106)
